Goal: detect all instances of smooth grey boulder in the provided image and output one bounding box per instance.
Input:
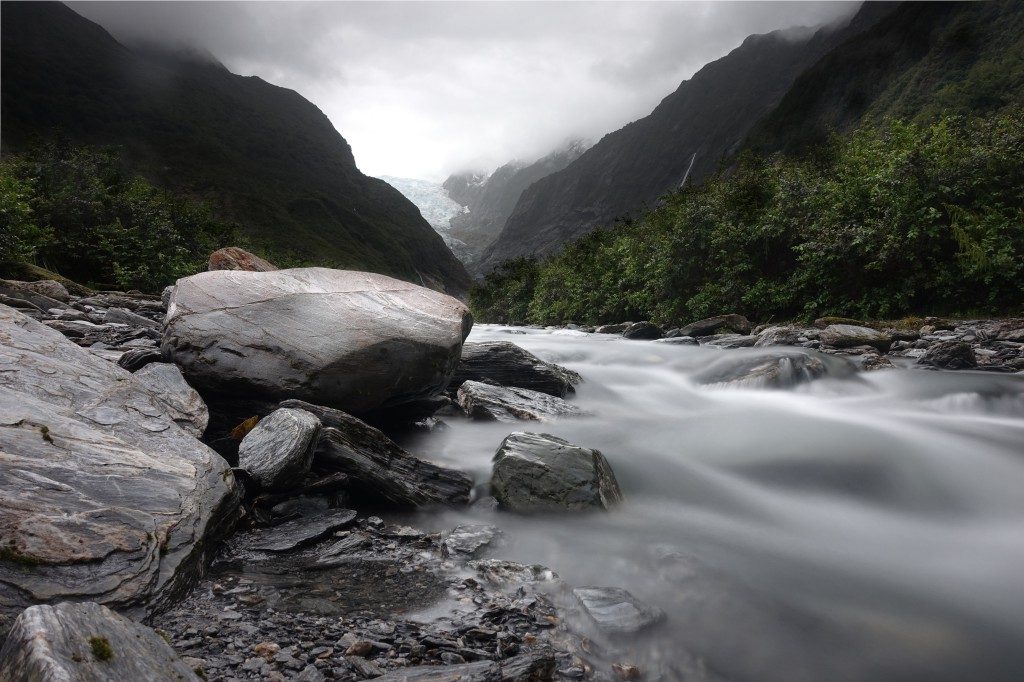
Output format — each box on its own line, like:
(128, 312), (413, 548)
(248, 509), (357, 553)
(692, 350), (854, 389)
(457, 381), (586, 422)
(0, 601), (202, 681)
(162, 268), (472, 415)
(132, 362), (209, 437)
(0, 305), (238, 630)
(572, 586), (664, 634)
(819, 324), (892, 352)
(283, 400), (473, 507)
(917, 341), (977, 370)
(678, 313), (752, 338)
(450, 341), (581, 397)
(491, 432), (623, 513)
(442, 524), (504, 558)
(238, 408), (321, 491)
(622, 321), (663, 340)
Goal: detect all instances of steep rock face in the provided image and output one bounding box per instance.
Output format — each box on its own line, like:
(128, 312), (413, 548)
(0, 2), (470, 296)
(478, 8), (886, 272)
(162, 268), (473, 415)
(445, 141), (589, 268)
(0, 305), (238, 631)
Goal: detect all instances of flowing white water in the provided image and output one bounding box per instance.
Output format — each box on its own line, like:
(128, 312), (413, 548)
(405, 325), (1024, 681)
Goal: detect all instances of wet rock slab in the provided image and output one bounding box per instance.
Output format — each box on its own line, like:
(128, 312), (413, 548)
(247, 509), (358, 553)
(457, 381), (587, 422)
(0, 601), (201, 681)
(451, 341), (581, 397)
(572, 586), (664, 634)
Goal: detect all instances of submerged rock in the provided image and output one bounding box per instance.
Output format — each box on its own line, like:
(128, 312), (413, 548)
(693, 350), (852, 389)
(0, 305), (238, 628)
(162, 268), (472, 415)
(238, 407), (321, 491)
(283, 400), (473, 507)
(917, 341), (977, 370)
(819, 324), (892, 352)
(491, 432), (623, 513)
(208, 246), (278, 272)
(457, 381), (586, 422)
(572, 586), (664, 634)
(677, 313), (752, 338)
(451, 341), (581, 397)
(0, 601), (202, 681)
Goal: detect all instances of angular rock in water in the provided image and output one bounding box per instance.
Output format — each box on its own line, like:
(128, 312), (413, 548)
(442, 524), (504, 558)
(469, 559), (559, 587)
(208, 246), (279, 272)
(116, 347), (164, 372)
(450, 341), (581, 397)
(283, 399), (473, 507)
(692, 350), (851, 389)
(819, 324), (892, 351)
(0, 305), (238, 629)
(457, 381), (586, 422)
(133, 362), (210, 437)
(595, 322), (631, 334)
(0, 601), (202, 681)
(248, 508), (358, 553)
(372, 650), (555, 681)
(491, 432), (623, 512)
(700, 333), (758, 349)
(917, 341), (977, 370)
(162, 268), (472, 415)
(754, 326), (807, 348)
(677, 313), (752, 337)
(572, 586), (664, 634)
(656, 335), (698, 345)
(622, 321), (663, 340)
(238, 407), (321, 491)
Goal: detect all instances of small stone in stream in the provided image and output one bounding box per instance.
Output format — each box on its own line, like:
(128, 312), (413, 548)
(655, 335), (697, 345)
(208, 246), (279, 272)
(819, 324), (892, 351)
(442, 524), (503, 558)
(117, 347), (164, 372)
(248, 508), (357, 552)
(0, 601), (202, 681)
(491, 432), (622, 513)
(288, 400), (473, 507)
(677, 313), (752, 337)
(572, 586), (664, 634)
(917, 341), (978, 370)
(238, 407), (321, 491)
(622, 321), (663, 340)
(457, 381), (587, 422)
(469, 559), (559, 586)
(595, 322), (631, 334)
(133, 362), (210, 437)
(451, 341), (581, 397)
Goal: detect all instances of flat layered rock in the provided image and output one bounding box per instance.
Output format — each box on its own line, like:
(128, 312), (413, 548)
(162, 268), (472, 415)
(238, 408), (321, 491)
(132, 362), (209, 437)
(248, 509), (357, 553)
(491, 432), (623, 513)
(572, 586), (664, 634)
(699, 333), (758, 348)
(819, 324), (892, 352)
(0, 601), (201, 681)
(283, 400), (473, 507)
(457, 381), (586, 422)
(451, 342), (581, 397)
(0, 305), (238, 629)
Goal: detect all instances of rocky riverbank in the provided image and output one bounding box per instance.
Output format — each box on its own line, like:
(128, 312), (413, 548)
(1, 254), (1022, 681)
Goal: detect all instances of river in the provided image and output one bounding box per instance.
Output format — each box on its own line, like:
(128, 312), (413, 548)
(404, 324), (1024, 681)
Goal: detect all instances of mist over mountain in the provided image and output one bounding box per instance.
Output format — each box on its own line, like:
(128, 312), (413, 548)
(1, 1), (470, 295)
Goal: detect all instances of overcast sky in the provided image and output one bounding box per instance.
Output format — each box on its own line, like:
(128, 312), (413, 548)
(70, 1), (861, 181)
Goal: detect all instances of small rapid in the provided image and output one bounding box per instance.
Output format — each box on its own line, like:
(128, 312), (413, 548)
(405, 325), (1024, 681)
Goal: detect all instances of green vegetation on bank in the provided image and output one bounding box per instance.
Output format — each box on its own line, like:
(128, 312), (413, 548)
(471, 108), (1024, 325)
(1, 143), (241, 292)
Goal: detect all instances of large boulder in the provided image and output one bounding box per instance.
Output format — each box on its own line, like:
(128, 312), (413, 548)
(917, 341), (977, 370)
(0, 601), (202, 681)
(677, 314), (752, 338)
(238, 408), (321, 491)
(490, 432), (623, 513)
(457, 381), (586, 422)
(207, 246), (278, 272)
(622, 321), (663, 340)
(450, 341), (581, 397)
(0, 305), (238, 630)
(819, 324), (892, 352)
(282, 400), (473, 507)
(162, 268), (473, 415)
